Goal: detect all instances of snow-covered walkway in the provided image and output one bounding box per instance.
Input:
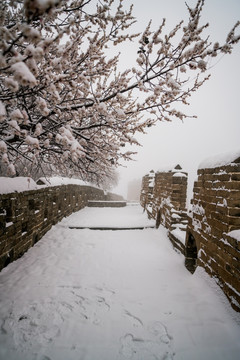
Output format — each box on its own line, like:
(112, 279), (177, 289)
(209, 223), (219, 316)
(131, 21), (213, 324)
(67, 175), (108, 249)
(0, 204), (239, 360)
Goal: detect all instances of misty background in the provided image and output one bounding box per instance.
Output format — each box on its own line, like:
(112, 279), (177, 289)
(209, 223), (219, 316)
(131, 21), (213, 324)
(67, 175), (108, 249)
(110, 0), (240, 203)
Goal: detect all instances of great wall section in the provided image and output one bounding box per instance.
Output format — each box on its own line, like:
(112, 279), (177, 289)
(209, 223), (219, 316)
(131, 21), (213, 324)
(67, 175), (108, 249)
(0, 183), (123, 271)
(0, 151), (239, 313)
(140, 152), (240, 312)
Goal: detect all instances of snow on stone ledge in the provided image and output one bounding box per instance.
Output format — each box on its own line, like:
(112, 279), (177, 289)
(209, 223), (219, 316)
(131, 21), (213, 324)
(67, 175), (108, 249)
(36, 176), (90, 187)
(0, 177), (39, 194)
(227, 230), (240, 242)
(172, 172), (187, 177)
(0, 176), (94, 195)
(170, 228), (186, 244)
(157, 164), (187, 174)
(198, 149), (240, 170)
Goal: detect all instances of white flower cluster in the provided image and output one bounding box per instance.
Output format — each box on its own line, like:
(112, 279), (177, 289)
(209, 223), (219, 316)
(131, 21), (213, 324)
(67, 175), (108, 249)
(11, 62), (37, 88)
(0, 0), (239, 183)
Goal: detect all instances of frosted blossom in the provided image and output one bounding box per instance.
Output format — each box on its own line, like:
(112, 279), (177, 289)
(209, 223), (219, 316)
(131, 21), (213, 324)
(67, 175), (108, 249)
(37, 97), (50, 116)
(52, 57), (62, 67)
(70, 140), (84, 153)
(8, 120), (21, 133)
(2, 153), (9, 164)
(21, 110), (29, 125)
(44, 139), (50, 147)
(0, 0), (239, 182)
(25, 44), (35, 56)
(0, 55), (6, 68)
(0, 101), (6, 122)
(11, 62), (37, 88)
(41, 107), (50, 116)
(34, 123), (43, 136)
(97, 103), (107, 114)
(32, 46), (44, 59)
(7, 163), (16, 176)
(22, 25), (41, 41)
(0, 141), (7, 153)
(48, 84), (60, 103)
(189, 61), (198, 70)
(59, 127), (73, 141)
(55, 134), (62, 144)
(25, 135), (39, 148)
(198, 60), (207, 71)
(10, 109), (24, 122)
(167, 77), (180, 90)
(27, 58), (38, 76)
(221, 43), (232, 54)
(154, 85), (162, 96)
(24, 0), (60, 17)
(115, 109), (125, 118)
(63, 151), (69, 160)
(180, 65), (187, 73)
(4, 77), (19, 92)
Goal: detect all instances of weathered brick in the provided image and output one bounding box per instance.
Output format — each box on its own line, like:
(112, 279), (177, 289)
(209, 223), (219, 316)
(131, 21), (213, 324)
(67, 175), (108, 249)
(182, 156), (240, 312)
(0, 184), (120, 272)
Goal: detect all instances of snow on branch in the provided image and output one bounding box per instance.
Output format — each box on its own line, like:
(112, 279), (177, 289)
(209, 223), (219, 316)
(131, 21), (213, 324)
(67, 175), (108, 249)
(0, 0), (239, 183)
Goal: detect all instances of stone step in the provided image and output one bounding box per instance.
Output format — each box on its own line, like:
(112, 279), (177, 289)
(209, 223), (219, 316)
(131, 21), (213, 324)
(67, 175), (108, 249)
(69, 226), (154, 230)
(87, 200), (126, 207)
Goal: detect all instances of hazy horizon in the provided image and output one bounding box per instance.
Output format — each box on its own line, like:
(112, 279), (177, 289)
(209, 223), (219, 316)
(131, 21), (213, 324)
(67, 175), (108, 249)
(111, 0), (240, 201)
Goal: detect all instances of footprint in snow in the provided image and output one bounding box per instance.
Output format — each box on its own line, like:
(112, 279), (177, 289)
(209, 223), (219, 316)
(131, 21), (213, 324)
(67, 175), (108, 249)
(119, 333), (174, 360)
(119, 321), (175, 359)
(149, 321), (174, 346)
(1, 301), (63, 350)
(124, 309), (143, 327)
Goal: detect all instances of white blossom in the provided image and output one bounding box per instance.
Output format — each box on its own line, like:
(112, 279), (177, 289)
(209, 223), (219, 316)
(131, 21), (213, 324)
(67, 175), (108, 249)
(4, 77), (19, 92)
(8, 120), (21, 133)
(0, 0), (239, 184)
(0, 101), (6, 122)
(0, 140), (7, 153)
(11, 61), (37, 87)
(2, 153), (9, 164)
(7, 163), (16, 176)
(34, 123), (43, 136)
(25, 135), (40, 148)
(10, 109), (24, 122)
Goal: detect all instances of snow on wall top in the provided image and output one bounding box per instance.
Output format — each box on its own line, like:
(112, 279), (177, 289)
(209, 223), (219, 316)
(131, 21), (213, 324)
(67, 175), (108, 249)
(37, 176), (89, 187)
(172, 172), (187, 178)
(0, 177), (39, 194)
(228, 230), (240, 242)
(156, 164), (186, 174)
(198, 149), (240, 170)
(0, 176), (92, 195)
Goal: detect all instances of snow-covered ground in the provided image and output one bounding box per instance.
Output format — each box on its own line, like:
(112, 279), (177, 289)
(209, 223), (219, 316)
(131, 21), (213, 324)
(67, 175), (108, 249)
(0, 205), (239, 360)
(60, 205), (155, 229)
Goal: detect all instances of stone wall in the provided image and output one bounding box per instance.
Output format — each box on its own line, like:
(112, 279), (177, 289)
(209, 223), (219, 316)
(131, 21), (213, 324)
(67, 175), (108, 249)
(140, 154), (240, 312)
(140, 165), (188, 248)
(0, 185), (123, 271)
(140, 170), (155, 211)
(186, 155), (240, 311)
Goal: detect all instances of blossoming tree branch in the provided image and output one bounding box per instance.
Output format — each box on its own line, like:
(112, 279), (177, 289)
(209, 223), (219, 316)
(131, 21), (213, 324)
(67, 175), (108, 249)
(0, 0), (239, 184)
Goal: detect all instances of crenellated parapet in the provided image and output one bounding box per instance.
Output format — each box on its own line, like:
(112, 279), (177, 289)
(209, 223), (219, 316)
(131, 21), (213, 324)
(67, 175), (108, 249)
(186, 151), (240, 311)
(140, 165), (188, 250)
(0, 184), (123, 271)
(140, 151), (240, 312)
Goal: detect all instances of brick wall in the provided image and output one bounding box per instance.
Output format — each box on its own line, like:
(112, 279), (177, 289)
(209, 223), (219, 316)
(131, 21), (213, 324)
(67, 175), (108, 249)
(140, 165), (188, 249)
(140, 170), (155, 211)
(140, 155), (240, 312)
(186, 156), (240, 311)
(0, 185), (123, 271)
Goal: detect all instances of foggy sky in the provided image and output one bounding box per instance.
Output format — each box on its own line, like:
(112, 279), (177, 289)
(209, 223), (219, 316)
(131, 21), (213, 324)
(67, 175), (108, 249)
(112, 0), (240, 201)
